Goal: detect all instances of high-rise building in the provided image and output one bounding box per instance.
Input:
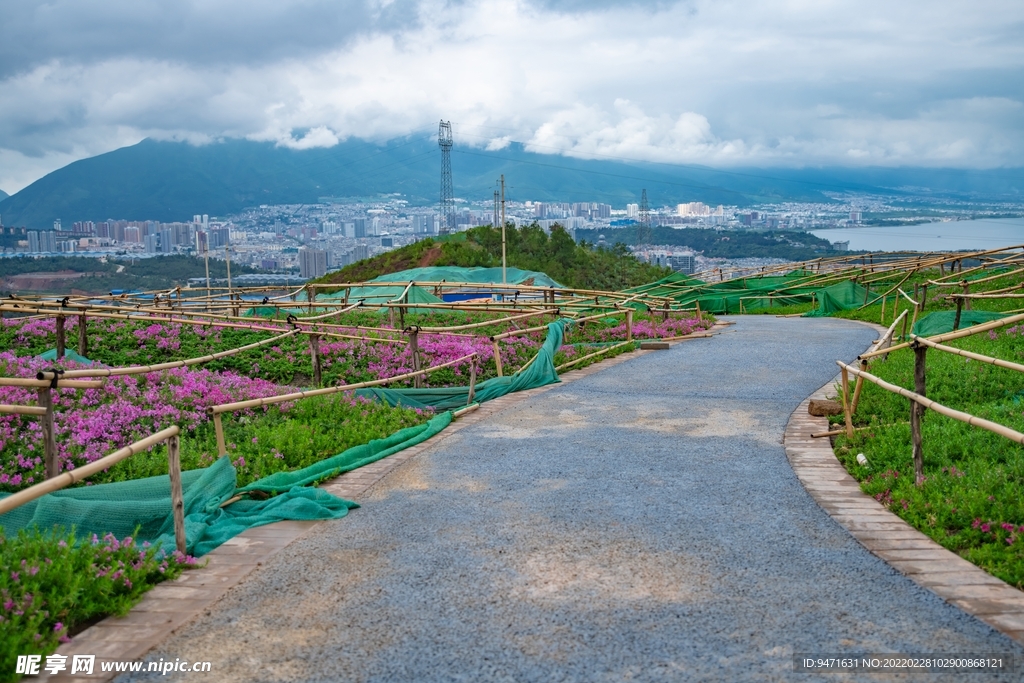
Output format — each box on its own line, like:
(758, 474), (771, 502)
(160, 228), (174, 253)
(144, 234), (159, 253)
(626, 203), (639, 219)
(677, 202), (710, 217)
(353, 218), (367, 238)
(124, 226), (141, 243)
(667, 253), (696, 275)
(298, 247), (328, 278)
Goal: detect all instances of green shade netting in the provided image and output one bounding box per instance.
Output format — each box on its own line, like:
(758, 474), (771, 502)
(0, 412), (452, 557)
(0, 322), (571, 556)
(623, 270), (838, 314)
(355, 320), (566, 411)
(36, 349), (96, 364)
(912, 310), (1008, 336)
(802, 280), (898, 318)
(367, 266), (565, 289)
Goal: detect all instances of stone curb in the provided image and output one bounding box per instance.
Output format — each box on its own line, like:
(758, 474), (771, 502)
(783, 323), (1024, 648)
(40, 321), (725, 680)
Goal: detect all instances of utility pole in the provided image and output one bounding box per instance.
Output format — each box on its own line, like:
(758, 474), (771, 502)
(500, 174), (507, 285)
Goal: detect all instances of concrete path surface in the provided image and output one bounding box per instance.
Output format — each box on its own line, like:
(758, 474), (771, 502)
(120, 317), (1024, 682)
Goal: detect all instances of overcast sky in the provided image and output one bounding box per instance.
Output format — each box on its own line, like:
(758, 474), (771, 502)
(1, 0), (1022, 193)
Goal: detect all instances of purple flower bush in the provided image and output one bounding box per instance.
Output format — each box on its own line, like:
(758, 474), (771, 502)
(0, 352), (287, 491)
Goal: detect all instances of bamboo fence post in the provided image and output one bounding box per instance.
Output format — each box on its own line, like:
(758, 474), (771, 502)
(388, 306), (397, 329)
(695, 299), (702, 320)
(38, 387), (58, 479)
(467, 358), (477, 405)
(307, 286), (315, 314)
(900, 307), (910, 341)
(309, 334), (322, 387)
(214, 413), (227, 456)
(850, 360), (868, 414)
(920, 284), (928, 312)
(911, 343), (927, 485)
(166, 434), (187, 555)
(952, 295), (964, 331)
(963, 282), (971, 311)
(626, 309), (633, 342)
(880, 293), (886, 324)
(840, 366), (854, 439)
(78, 312), (88, 356)
(408, 328), (422, 388)
(863, 283), (871, 305)
(493, 340), (503, 377)
(55, 315), (66, 359)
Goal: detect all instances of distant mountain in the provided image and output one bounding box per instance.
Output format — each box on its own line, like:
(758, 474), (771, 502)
(0, 189), (8, 201)
(0, 137), (1021, 229)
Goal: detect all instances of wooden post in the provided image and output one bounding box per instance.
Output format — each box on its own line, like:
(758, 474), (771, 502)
(309, 334), (322, 387)
(388, 306), (397, 329)
(840, 366), (854, 439)
(900, 308), (910, 342)
(55, 315), (66, 359)
(493, 340), (503, 377)
(695, 299), (702, 320)
(919, 284), (928, 313)
(939, 262), (945, 276)
(467, 358), (477, 405)
(78, 313), (88, 356)
(850, 359), (868, 414)
(409, 328), (422, 388)
(307, 286), (315, 314)
(38, 388), (58, 479)
(863, 283), (871, 305)
(879, 293), (886, 324)
(166, 434), (187, 555)
(911, 343), (927, 485)
(952, 295), (964, 331)
(213, 413), (227, 456)
(963, 282), (971, 311)
(625, 309), (633, 342)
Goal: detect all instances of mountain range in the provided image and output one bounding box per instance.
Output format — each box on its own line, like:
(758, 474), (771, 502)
(1, 137), (1022, 229)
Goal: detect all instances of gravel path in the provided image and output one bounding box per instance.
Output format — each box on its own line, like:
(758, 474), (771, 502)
(121, 316), (1023, 682)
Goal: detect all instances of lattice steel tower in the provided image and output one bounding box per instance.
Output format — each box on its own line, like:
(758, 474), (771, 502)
(636, 188), (651, 250)
(438, 120), (455, 235)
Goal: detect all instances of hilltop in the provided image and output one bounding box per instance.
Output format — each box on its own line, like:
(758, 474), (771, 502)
(318, 223), (670, 291)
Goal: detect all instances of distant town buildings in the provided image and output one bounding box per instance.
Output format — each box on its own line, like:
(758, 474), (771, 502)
(298, 247), (328, 278)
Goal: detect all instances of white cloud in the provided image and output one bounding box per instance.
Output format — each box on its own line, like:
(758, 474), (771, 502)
(1, 0), (1023, 193)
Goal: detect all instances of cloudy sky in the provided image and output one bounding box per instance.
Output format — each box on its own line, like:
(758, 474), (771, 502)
(1, 0), (1022, 193)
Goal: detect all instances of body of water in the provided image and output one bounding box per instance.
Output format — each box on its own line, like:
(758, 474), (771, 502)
(810, 217), (1024, 253)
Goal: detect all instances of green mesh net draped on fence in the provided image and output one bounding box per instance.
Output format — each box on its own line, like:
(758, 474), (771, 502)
(622, 271), (895, 316)
(911, 310), (1009, 336)
(356, 320), (565, 410)
(0, 323), (568, 556)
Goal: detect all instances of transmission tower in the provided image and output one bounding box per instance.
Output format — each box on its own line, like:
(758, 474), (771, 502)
(438, 120), (455, 235)
(636, 188), (651, 252)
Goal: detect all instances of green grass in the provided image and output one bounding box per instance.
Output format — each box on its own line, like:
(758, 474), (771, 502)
(830, 322), (1024, 587)
(0, 528), (195, 682)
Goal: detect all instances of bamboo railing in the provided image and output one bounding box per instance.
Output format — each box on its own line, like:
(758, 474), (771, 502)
(0, 426), (187, 554)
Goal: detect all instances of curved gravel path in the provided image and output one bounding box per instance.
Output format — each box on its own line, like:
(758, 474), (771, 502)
(122, 316), (1023, 682)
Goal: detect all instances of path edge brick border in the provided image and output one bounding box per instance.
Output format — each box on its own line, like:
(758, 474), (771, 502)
(783, 321), (1024, 647)
(40, 321), (729, 681)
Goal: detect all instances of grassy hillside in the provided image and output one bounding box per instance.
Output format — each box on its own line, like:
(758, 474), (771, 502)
(320, 223), (671, 291)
